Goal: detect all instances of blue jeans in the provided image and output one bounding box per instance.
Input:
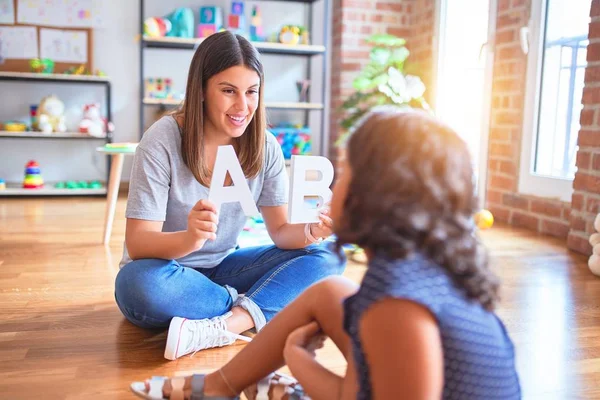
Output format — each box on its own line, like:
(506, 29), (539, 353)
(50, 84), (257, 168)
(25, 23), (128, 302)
(114, 243), (345, 330)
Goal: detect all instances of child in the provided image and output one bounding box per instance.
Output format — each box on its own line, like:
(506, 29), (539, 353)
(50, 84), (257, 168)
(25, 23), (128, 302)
(131, 108), (521, 399)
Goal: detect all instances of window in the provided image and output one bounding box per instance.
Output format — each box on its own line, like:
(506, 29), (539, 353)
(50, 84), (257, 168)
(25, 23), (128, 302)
(519, 0), (592, 201)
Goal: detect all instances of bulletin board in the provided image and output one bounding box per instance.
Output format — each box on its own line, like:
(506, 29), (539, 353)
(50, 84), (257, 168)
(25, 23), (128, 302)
(0, 0), (94, 73)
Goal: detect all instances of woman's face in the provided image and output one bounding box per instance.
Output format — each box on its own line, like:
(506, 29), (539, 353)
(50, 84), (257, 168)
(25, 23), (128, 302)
(330, 157), (352, 231)
(204, 65), (260, 141)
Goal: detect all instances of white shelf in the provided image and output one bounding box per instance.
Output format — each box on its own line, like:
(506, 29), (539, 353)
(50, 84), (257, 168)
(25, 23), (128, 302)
(0, 184), (106, 196)
(143, 97), (182, 106)
(0, 71), (110, 83)
(143, 98), (323, 110)
(0, 131), (107, 139)
(143, 37), (326, 55)
(266, 102), (324, 110)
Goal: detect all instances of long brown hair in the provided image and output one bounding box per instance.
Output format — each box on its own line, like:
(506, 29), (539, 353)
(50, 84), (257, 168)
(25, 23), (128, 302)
(174, 31), (266, 186)
(335, 109), (500, 310)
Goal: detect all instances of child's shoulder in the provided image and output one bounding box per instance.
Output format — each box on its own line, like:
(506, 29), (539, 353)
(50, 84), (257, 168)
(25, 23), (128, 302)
(357, 254), (457, 313)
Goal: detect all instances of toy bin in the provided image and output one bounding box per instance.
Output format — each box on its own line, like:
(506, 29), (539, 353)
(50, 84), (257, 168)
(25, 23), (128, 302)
(270, 126), (311, 159)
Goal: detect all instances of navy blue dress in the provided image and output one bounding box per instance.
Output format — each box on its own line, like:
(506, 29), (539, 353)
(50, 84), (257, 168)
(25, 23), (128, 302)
(343, 254), (521, 399)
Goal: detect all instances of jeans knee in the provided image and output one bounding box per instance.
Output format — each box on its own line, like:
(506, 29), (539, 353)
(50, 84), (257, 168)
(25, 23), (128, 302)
(306, 243), (347, 276)
(114, 259), (175, 326)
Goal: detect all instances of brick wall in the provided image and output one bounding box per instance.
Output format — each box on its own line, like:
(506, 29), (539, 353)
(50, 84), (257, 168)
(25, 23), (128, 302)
(485, 0), (574, 241)
(568, 0), (600, 255)
(329, 0), (598, 255)
(408, 0), (436, 102)
(329, 0), (434, 157)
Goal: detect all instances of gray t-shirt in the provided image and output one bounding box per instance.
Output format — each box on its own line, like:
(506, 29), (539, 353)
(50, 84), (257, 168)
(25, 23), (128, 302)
(119, 116), (288, 268)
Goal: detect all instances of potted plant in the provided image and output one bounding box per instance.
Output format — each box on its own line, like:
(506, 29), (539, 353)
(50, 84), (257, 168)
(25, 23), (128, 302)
(336, 33), (430, 147)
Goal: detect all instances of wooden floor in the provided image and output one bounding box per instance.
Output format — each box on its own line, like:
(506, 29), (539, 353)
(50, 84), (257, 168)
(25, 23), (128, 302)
(0, 196), (599, 399)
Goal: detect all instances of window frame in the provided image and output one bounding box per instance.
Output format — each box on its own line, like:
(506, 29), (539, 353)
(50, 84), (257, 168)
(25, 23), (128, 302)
(518, 0), (583, 202)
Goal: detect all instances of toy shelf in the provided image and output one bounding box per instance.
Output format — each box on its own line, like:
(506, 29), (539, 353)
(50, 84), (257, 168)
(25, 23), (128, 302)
(143, 97), (324, 110)
(0, 71), (113, 197)
(0, 131), (107, 139)
(139, 0), (330, 157)
(0, 71), (110, 84)
(143, 37), (326, 55)
(0, 183), (106, 196)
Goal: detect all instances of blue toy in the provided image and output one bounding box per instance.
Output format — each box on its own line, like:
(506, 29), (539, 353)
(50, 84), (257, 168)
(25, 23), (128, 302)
(199, 6), (224, 38)
(228, 1), (246, 34)
(270, 125), (311, 159)
(165, 8), (194, 38)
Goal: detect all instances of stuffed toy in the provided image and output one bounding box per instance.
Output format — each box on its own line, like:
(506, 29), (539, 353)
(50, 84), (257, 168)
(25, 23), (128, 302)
(79, 103), (113, 137)
(37, 95), (67, 133)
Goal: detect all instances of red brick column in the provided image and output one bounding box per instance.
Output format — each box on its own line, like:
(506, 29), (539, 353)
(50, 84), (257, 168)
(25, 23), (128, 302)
(567, 0), (600, 255)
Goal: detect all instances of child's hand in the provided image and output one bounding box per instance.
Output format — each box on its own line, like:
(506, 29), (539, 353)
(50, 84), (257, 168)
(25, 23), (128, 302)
(186, 199), (218, 250)
(284, 321), (327, 359)
(310, 208), (334, 240)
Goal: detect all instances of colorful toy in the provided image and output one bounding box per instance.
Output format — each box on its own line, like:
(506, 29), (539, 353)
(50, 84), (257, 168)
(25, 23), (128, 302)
(250, 6), (264, 41)
(165, 7), (195, 38)
(279, 25), (309, 45)
(0, 179), (5, 190)
(79, 103), (114, 138)
(228, 1), (245, 33)
(30, 105), (38, 131)
(37, 95), (66, 133)
(198, 6), (224, 38)
(475, 209), (494, 230)
(64, 64), (87, 75)
(54, 180), (103, 190)
(29, 58), (55, 74)
(3, 121), (27, 132)
(144, 77), (183, 101)
(144, 17), (172, 37)
(271, 125), (311, 159)
(22, 160), (44, 189)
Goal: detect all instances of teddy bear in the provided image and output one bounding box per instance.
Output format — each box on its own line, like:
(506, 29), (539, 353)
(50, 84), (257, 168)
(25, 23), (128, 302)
(588, 213), (600, 276)
(37, 95), (67, 133)
(79, 103), (113, 137)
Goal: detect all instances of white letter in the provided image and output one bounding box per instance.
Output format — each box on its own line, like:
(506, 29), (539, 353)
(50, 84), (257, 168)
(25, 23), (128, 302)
(208, 145), (259, 216)
(288, 155), (334, 224)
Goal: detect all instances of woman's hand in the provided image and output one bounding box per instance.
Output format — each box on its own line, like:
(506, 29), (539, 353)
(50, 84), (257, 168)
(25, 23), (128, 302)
(284, 321), (327, 361)
(309, 208), (334, 240)
(186, 199), (219, 250)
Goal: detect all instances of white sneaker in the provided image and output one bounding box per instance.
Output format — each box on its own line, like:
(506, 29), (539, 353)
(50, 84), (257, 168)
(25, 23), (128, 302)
(164, 312), (240, 360)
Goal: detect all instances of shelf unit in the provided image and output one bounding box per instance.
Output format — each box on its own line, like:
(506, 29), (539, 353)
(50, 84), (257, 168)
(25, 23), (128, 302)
(0, 131), (107, 139)
(0, 72), (113, 197)
(1, 183), (106, 196)
(139, 0), (329, 157)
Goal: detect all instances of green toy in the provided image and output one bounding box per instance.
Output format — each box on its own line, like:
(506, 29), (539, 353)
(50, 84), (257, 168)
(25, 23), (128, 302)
(165, 8), (194, 38)
(29, 58), (55, 74)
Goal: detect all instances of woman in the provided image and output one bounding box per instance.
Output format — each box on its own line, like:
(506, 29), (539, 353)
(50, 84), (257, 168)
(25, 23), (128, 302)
(115, 31), (345, 360)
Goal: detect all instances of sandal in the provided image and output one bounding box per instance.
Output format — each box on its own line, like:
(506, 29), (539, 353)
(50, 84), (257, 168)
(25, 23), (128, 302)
(130, 374), (239, 400)
(243, 372), (307, 400)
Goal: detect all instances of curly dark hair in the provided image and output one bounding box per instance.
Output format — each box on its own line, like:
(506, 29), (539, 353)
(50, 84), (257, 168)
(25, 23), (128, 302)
(335, 109), (500, 311)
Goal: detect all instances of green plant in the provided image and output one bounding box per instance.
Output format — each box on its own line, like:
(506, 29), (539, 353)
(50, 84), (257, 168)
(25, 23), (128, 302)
(337, 33), (429, 146)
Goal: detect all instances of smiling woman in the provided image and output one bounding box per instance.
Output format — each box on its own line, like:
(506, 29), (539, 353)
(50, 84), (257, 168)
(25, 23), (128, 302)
(114, 31), (345, 363)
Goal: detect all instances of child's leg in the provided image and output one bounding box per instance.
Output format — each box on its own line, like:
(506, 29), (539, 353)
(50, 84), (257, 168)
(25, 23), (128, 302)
(214, 275), (358, 391)
(160, 276), (358, 398)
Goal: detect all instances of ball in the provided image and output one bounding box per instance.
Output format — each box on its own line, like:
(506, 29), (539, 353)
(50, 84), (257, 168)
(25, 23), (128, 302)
(475, 209), (494, 230)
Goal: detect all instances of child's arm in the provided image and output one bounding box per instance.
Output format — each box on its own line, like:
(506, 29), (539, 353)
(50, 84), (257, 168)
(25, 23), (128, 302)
(359, 298), (444, 399)
(284, 322), (356, 400)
